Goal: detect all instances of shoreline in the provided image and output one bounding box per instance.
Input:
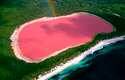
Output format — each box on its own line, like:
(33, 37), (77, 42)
(37, 35), (125, 80)
(10, 12), (113, 63)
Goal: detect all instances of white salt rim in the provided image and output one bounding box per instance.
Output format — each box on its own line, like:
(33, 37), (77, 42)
(10, 12), (114, 63)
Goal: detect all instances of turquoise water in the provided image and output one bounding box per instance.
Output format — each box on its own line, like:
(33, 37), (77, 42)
(48, 38), (125, 80)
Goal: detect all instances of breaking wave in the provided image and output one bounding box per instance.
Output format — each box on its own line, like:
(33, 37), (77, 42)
(38, 35), (125, 80)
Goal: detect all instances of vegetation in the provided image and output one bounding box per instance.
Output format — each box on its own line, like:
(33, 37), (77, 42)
(0, 0), (125, 80)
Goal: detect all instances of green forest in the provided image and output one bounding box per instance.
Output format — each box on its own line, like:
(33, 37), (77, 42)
(0, 0), (125, 80)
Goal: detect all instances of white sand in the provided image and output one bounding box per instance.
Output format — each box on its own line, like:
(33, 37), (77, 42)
(37, 35), (125, 80)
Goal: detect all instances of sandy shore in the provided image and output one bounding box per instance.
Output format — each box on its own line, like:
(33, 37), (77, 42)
(37, 36), (125, 80)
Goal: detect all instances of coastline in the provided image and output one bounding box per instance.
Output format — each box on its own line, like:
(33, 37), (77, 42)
(37, 35), (125, 80)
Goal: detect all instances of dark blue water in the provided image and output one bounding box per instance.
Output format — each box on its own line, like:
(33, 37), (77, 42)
(48, 38), (125, 80)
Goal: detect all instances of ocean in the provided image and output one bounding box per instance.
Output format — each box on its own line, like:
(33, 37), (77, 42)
(38, 36), (125, 80)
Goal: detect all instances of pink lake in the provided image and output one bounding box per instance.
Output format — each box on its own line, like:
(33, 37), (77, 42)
(10, 12), (113, 63)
